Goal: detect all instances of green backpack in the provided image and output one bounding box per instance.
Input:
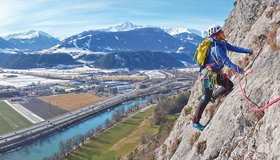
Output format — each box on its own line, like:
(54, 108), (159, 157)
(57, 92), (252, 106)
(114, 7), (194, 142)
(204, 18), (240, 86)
(193, 38), (212, 66)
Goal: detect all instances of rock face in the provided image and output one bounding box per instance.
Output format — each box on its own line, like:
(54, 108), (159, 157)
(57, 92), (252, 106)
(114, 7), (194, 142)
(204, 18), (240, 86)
(155, 0), (280, 159)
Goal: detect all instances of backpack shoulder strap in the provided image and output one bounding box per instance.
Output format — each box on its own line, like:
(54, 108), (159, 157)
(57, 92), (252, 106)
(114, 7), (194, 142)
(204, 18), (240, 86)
(210, 41), (223, 66)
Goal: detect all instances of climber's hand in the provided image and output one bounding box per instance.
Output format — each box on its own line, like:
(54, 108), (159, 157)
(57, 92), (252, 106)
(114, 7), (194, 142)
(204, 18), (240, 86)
(251, 49), (261, 57)
(243, 68), (253, 76)
(251, 52), (258, 57)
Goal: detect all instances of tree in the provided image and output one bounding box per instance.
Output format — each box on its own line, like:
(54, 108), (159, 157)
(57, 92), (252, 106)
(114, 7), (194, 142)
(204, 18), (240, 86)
(120, 106), (125, 115)
(141, 133), (151, 144)
(105, 118), (111, 128)
(52, 152), (62, 160)
(77, 133), (86, 145)
(73, 135), (81, 148)
(113, 109), (122, 122)
(96, 124), (103, 133)
(59, 140), (67, 157)
(65, 139), (73, 154)
(86, 128), (96, 139)
(153, 109), (167, 125)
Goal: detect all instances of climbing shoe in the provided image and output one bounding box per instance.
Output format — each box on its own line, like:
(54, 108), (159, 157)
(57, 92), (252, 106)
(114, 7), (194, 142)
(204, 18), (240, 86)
(201, 95), (216, 104)
(192, 123), (205, 131)
(210, 98), (216, 104)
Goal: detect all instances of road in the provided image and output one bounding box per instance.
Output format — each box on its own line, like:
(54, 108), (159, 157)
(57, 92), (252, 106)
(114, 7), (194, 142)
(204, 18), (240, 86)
(0, 79), (175, 153)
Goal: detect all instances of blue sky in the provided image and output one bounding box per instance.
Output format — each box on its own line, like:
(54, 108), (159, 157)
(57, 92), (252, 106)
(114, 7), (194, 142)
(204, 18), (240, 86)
(0, 0), (234, 38)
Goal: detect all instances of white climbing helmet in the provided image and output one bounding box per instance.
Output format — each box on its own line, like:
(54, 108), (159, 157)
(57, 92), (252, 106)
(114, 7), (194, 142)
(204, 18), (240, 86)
(208, 25), (222, 36)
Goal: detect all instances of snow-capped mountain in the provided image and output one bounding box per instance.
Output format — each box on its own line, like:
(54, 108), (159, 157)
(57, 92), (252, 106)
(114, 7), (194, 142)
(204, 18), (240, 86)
(174, 32), (204, 46)
(186, 28), (208, 38)
(160, 27), (189, 35)
(57, 27), (185, 52)
(5, 30), (52, 40)
(0, 37), (15, 49)
(5, 30), (60, 51)
(99, 21), (143, 32)
(161, 27), (207, 37)
(98, 21), (207, 38)
(53, 22), (203, 54)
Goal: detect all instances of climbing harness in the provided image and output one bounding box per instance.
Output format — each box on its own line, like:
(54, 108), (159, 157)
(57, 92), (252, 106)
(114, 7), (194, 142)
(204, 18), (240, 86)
(202, 65), (229, 93)
(202, 67), (218, 90)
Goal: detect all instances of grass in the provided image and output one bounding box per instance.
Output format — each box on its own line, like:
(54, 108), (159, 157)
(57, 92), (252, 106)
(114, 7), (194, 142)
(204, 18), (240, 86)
(166, 114), (179, 121)
(67, 106), (159, 160)
(0, 101), (32, 135)
(110, 111), (159, 157)
(40, 93), (104, 111)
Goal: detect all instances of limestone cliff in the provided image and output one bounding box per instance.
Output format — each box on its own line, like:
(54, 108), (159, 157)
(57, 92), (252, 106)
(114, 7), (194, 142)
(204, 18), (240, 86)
(155, 0), (280, 159)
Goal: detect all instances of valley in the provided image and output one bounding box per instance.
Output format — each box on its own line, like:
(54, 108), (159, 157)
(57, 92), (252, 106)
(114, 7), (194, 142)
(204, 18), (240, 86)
(0, 21), (201, 159)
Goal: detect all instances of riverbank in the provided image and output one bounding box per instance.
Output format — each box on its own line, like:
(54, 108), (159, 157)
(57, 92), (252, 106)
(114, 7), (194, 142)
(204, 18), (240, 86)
(0, 81), (171, 154)
(0, 97), (151, 160)
(67, 106), (159, 160)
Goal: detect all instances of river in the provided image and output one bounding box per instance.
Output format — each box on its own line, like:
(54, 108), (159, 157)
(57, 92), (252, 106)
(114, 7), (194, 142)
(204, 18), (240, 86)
(0, 97), (150, 160)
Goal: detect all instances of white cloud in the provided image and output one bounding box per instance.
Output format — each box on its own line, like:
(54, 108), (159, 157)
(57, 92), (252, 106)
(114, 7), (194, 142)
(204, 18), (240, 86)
(0, 0), (27, 26)
(0, 0), (233, 38)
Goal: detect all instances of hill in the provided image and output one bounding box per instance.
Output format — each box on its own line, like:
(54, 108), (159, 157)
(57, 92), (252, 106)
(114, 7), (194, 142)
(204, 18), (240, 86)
(93, 51), (186, 70)
(0, 53), (77, 69)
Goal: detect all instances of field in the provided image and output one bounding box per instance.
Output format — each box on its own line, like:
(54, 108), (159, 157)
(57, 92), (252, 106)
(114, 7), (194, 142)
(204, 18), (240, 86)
(68, 106), (159, 160)
(100, 75), (147, 81)
(3, 67), (116, 80)
(144, 70), (166, 79)
(22, 98), (67, 119)
(40, 93), (104, 111)
(0, 73), (68, 88)
(0, 101), (32, 135)
(110, 109), (159, 156)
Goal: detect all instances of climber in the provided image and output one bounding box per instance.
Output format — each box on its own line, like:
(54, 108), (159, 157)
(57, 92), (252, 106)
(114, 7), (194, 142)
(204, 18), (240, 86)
(192, 25), (258, 131)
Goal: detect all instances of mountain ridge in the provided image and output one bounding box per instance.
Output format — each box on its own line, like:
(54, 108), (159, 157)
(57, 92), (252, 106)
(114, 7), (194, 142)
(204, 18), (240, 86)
(97, 21), (206, 37)
(4, 30), (60, 51)
(56, 27), (194, 53)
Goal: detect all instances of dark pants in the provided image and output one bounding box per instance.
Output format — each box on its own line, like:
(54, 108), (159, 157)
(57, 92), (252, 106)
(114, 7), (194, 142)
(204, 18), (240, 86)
(193, 73), (234, 124)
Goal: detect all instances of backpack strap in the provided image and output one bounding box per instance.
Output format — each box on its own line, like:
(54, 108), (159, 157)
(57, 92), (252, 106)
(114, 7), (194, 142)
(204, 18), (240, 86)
(210, 41), (223, 66)
(203, 43), (212, 67)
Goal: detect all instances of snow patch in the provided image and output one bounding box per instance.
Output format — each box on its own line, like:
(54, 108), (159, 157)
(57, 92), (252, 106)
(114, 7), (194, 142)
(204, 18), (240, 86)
(0, 49), (22, 54)
(5, 30), (54, 40)
(114, 54), (125, 62)
(161, 27), (189, 35)
(176, 47), (185, 53)
(39, 47), (108, 57)
(102, 21), (143, 32)
(179, 61), (190, 66)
